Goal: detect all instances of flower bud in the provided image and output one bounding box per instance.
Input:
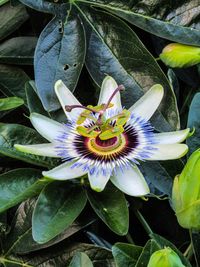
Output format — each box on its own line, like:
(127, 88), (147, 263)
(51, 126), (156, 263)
(172, 149), (200, 229)
(147, 248), (185, 267)
(160, 43), (200, 68)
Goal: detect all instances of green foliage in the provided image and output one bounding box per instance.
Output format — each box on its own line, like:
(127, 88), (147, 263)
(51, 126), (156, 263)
(0, 0), (200, 266)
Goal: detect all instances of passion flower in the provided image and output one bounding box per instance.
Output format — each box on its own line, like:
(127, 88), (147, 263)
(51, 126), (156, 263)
(15, 76), (189, 196)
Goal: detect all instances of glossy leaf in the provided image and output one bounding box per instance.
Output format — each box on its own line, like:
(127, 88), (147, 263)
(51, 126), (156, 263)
(4, 199), (95, 254)
(12, 243), (114, 267)
(0, 123), (59, 168)
(19, 0), (61, 13)
(0, 97), (24, 111)
(79, 6), (179, 131)
(0, 169), (46, 213)
(135, 240), (160, 267)
(87, 183), (129, 235)
(140, 161), (173, 196)
(78, 0), (200, 46)
(32, 182), (87, 243)
(34, 11), (85, 111)
(0, 2), (29, 41)
(69, 252), (93, 267)
(0, 64), (29, 106)
(0, 37), (38, 65)
(187, 93), (200, 155)
(25, 81), (49, 116)
(112, 243), (143, 267)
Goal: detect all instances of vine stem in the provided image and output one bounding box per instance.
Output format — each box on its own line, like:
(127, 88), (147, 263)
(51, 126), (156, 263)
(0, 257), (33, 267)
(126, 233), (135, 244)
(135, 210), (153, 236)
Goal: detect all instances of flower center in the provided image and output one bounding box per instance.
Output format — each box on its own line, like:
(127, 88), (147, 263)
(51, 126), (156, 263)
(87, 134), (127, 155)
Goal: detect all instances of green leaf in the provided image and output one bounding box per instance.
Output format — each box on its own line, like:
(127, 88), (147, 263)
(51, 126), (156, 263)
(25, 81), (49, 116)
(19, 0), (61, 13)
(78, 6), (179, 131)
(11, 243), (114, 267)
(4, 199), (95, 254)
(32, 182), (87, 243)
(34, 11), (86, 111)
(0, 64), (30, 106)
(69, 252), (93, 267)
(0, 2), (29, 41)
(150, 233), (192, 267)
(0, 169), (47, 213)
(0, 0), (9, 6)
(0, 97), (24, 111)
(78, 0), (200, 46)
(112, 243), (143, 267)
(0, 37), (38, 65)
(135, 240), (160, 267)
(187, 93), (200, 156)
(87, 183), (129, 235)
(0, 123), (59, 168)
(140, 161), (173, 196)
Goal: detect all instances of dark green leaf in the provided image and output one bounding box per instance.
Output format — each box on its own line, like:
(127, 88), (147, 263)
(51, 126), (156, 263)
(25, 80), (67, 123)
(0, 97), (24, 111)
(140, 161), (173, 196)
(14, 243), (114, 267)
(0, 123), (59, 168)
(34, 11), (86, 111)
(19, 0), (62, 14)
(0, 64), (30, 106)
(0, 169), (47, 213)
(4, 199), (95, 254)
(0, 37), (38, 65)
(112, 243), (143, 267)
(187, 93), (200, 155)
(87, 183), (129, 236)
(150, 233), (192, 267)
(78, 0), (200, 46)
(69, 252), (93, 267)
(25, 81), (49, 116)
(135, 240), (160, 267)
(167, 69), (180, 101)
(0, 2), (29, 41)
(79, 6), (179, 131)
(32, 182), (87, 243)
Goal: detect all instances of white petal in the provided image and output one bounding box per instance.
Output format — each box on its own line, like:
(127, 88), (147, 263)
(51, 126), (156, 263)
(148, 144), (188, 160)
(14, 143), (60, 158)
(110, 165), (149, 196)
(42, 161), (87, 180)
(154, 128), (190, 144)
(88, 171), (111, 192)
(129, 84), (164, 120)
(55, 80), (82, 120)
(98, 76), (122, 111)
(30, 113), (64, 142)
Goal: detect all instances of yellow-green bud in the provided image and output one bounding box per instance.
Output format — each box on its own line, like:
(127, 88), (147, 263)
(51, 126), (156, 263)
(160, 43), (200, 68)
(172, 149), (200, 230)
(147, 248), (185, 267)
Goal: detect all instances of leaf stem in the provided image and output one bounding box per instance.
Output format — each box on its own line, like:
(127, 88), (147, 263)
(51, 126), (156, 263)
(135, 210), (153, 236)
(126, 232), (135, 244)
